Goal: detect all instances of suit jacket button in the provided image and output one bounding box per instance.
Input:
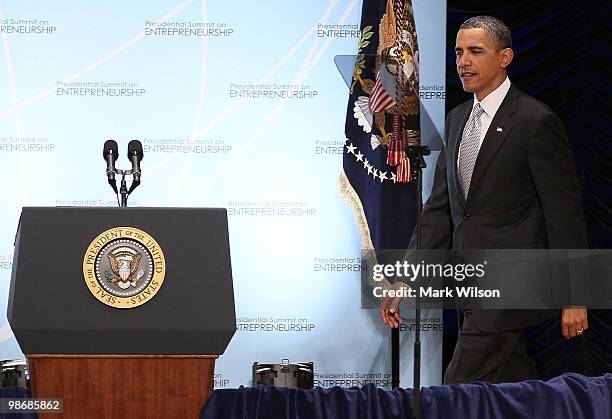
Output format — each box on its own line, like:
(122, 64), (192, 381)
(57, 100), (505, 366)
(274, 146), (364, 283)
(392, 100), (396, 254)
(464, 213), (470, 219)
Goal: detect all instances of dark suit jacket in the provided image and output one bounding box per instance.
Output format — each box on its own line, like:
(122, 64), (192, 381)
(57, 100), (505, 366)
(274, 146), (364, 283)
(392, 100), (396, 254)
(415, 84), (588, 332)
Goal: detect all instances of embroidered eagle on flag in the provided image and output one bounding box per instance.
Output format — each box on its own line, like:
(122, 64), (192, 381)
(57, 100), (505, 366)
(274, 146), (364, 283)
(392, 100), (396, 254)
(350, 0), (420, 183)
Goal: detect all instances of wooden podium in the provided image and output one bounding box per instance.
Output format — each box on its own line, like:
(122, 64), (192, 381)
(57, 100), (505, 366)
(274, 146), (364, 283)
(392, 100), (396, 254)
(9, 208), (236, 419)
(28, 355), (218, 419)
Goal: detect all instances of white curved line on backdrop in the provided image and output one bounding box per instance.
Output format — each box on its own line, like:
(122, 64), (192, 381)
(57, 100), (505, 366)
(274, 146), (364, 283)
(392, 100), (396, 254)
(146, 0), (342, 179)
(0, 0), (195, 120)
(169, 0), (209, 205)
(0, 3), (28, 206)
(183, 0), (359, 204)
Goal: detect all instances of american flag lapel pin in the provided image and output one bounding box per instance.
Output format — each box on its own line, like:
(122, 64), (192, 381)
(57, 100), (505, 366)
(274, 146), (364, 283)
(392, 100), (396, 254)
(496, 127), (503, 132)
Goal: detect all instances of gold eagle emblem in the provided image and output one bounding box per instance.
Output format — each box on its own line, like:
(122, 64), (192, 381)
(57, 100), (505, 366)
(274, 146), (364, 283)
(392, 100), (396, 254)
(107, 247), (144, 289)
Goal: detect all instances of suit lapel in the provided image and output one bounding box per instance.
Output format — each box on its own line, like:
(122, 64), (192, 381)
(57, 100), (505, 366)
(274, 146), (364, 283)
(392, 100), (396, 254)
(465, 86), (520, 202)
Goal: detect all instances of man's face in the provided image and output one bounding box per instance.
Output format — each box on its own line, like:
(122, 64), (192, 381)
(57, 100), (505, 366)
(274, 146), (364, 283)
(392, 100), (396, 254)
(455, 28), (510, 101)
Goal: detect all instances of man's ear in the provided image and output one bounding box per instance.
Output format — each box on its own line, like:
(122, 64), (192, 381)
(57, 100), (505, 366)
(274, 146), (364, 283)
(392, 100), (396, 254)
(500, 48), (514, 69)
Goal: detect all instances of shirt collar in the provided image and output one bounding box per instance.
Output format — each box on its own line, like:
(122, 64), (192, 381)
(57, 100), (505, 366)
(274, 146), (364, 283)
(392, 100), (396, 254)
(473, 77), (511, 118)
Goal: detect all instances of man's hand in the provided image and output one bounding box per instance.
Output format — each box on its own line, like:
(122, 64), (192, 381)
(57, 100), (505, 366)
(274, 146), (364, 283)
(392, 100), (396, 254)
(562, 306), (588, 339)
(379, 282), (409, 328)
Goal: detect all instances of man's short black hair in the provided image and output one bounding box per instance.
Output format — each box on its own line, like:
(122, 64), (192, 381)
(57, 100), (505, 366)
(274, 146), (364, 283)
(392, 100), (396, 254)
(460, 16), (512, 50)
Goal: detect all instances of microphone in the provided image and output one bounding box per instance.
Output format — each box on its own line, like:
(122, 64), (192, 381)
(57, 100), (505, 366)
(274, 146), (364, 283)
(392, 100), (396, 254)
(103, 139), (119, 194)
(127, 140), (143, 194)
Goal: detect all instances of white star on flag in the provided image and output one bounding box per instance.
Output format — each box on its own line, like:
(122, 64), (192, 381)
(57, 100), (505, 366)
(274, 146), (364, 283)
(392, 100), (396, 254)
(346, 143), (357, 154)
(379, 171), (388, 183)
(355, 151), (364, 162)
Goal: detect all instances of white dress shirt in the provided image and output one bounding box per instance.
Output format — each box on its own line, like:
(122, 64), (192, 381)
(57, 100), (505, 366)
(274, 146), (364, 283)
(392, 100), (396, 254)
(457, 77), (512, 165)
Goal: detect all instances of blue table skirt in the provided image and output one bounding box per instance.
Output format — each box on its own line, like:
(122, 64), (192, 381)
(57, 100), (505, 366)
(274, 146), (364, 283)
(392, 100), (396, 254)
(0, 388), (35, 419)
(200, 373), (612, 419)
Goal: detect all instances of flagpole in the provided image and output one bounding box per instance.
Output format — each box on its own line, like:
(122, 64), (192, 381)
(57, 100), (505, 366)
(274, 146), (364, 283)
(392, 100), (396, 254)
(407, 144), (430, 419)
(391, 327), (400, 388)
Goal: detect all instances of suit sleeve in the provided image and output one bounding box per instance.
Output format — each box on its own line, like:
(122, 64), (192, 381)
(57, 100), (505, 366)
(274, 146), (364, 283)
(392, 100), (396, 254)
(408, 113), (454, 250)
(528, 111), (588, 249)
(529, 111), (589, 306)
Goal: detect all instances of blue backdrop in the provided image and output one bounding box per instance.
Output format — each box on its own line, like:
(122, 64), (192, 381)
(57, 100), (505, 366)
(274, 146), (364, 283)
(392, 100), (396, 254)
(0, 0), (446, 388)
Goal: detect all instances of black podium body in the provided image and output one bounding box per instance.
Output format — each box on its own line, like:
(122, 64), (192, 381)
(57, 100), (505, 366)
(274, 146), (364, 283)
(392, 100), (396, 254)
(8, 206), (236, 354)
(8, 207), (237, 418)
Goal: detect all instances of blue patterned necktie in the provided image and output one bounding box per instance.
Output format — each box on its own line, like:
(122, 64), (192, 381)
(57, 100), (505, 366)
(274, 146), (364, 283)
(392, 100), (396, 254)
(458, 103), (485, 199)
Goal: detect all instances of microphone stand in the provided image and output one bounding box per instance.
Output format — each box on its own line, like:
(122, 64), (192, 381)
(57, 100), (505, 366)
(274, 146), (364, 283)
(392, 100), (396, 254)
(109, 168), (137, 208)
(119, 171), (129, 207)
(406, 144), (430, 419)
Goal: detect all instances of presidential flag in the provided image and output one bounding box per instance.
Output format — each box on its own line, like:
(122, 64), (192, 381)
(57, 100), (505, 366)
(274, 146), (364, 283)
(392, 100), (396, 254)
(340, 0), (420, 252)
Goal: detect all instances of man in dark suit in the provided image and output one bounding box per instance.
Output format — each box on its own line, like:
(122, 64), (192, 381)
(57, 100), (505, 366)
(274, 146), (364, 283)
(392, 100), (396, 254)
(380, 16), (589, 384)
